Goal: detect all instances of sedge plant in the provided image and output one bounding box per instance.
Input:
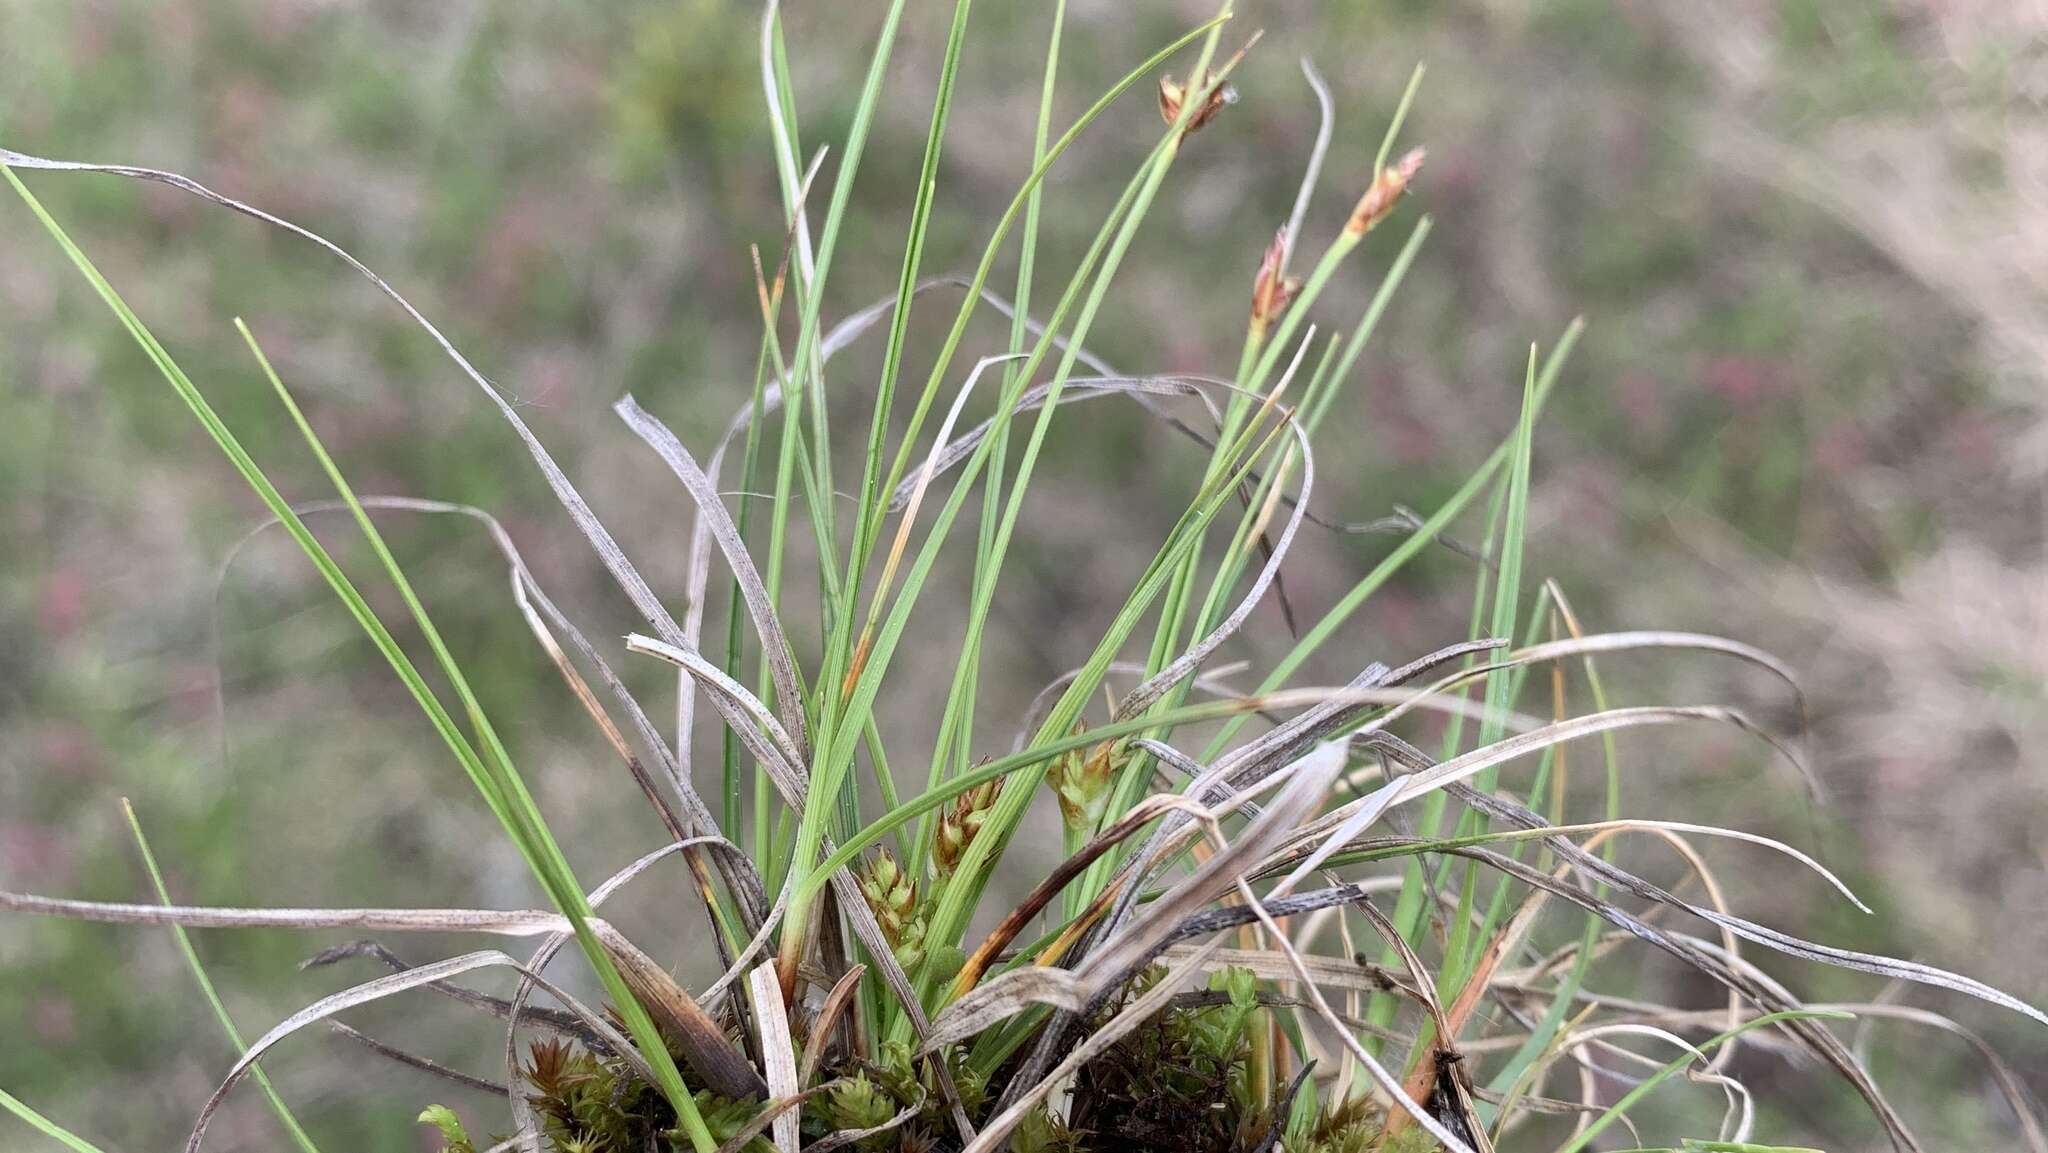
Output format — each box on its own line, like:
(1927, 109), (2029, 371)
(4, 6), (2047, 1153)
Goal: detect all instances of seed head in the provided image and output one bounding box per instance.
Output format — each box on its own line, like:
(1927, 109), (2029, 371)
(1047, 734), (1116, 834)
(1344, 147), (1426, 238)
(934, 776), (1001, 876)
(1249, 226), (1303, 336)
(860, 849), (928, 971)
(859, 850), (916, 934)
(1158, 71), (1235, 134)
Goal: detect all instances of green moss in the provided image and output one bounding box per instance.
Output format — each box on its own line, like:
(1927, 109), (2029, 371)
(418, 1104), (475, 1153)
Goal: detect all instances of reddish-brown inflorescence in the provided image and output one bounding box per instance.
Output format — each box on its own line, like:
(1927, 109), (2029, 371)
(934, 776), (1001, 876)
(1344, 147), (1426, 238)
(1249, 226), (1304, 338)
(1157, 71), (1233, 134)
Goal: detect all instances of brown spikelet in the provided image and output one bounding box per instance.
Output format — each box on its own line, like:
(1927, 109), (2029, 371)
(1158, 71), (1233, 134)
(934, 772), (1001, 876)
(1344, 146), (1426, 238)
(1249, 226), (1303, 336)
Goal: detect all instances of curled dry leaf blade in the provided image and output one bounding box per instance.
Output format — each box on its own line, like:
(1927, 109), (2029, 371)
(185, 950), (651, 1153)
(614, 395), (811, 763)
(214, 497), (769, 936)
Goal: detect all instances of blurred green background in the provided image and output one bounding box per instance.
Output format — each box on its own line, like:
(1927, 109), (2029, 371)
(2, 1), (2043, 1149)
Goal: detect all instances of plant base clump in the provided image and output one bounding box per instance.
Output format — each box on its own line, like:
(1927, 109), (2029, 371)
(445, 966), (1435, 1153)
(519, 1037), (762, 1153)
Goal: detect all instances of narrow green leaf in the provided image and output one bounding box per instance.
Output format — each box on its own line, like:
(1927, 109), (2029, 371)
(2, 164), (715, 1153)
(844, 0), (979, 599)
(778, 10), (1232, 985)
(122, 801), (321, 1153)
(235, 321), (716, 1152)
(0, 1090), (110, 1153)
(1555, 1012), (1852, 1153)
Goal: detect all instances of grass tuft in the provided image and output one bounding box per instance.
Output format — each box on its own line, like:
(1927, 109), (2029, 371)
(4, 6), (2044, 1153)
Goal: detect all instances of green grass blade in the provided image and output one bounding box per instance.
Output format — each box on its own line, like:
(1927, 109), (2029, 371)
(917, 0), (1068, 878)
(862, 14), (1228, 560)
(777, 13), (1232, 979)
(0, 1090), (111, 1153)
(1146, 59), (1428, 726)
(232, 323), (716, 1152)
(808, 398), (1285, 901)
(1359, 468), (1506, 1048)
(727, 339), (777, 848)
(905, 425), (1286, 1000)
(1244, 326), (1580, 1053)
(1554, 1012), (1851, 1153)
(1012, 0), (1067, 380)
(1092, 212), (1434, 912)
(1485, 342), (1543, 754)
(902, 17), (1242, 967)
(3, 164), (715, 1153)
(808, 578), (1315, 887)
(845, 0), (978, 599)
(1374, 62), (1426, 174)
(1481, 589), (1625, 1118)
(1439, 343), (1543, 997)
(1213, 60), (1423, 447)
(1201, 320), (1582, 763)
(778, 0), (916, 720)
(122, 801), (321, 1153)
(1301, 216), (1430, 435)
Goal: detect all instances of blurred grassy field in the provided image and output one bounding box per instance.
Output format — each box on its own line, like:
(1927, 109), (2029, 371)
(2, 1), (2043, 1149)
